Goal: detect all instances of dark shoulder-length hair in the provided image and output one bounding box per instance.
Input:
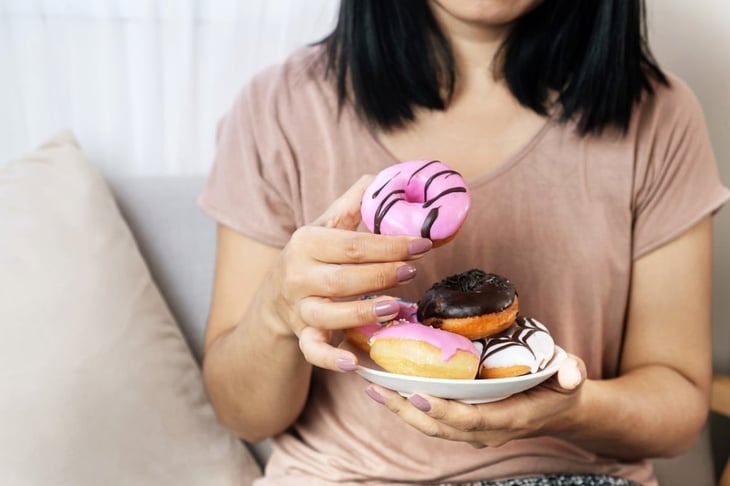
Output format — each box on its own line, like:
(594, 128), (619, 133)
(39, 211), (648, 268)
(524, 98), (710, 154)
(321, 0), (667, 135)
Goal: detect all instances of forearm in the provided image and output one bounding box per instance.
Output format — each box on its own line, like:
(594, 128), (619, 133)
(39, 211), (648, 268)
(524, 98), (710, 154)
(203, 293), (311, 443)
(558, 364), (709, 459)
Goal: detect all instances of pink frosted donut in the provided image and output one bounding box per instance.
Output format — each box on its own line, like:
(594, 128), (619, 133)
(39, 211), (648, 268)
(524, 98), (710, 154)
(369, 323), (480, 379)
(361, 160), (471, 244)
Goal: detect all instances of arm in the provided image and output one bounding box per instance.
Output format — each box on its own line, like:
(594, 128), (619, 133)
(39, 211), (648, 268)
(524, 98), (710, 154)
(368, 216), (713, 459)
(202, 228), (308, 443)
(202, 177), (433, 442)
(569, 215), (712, 457)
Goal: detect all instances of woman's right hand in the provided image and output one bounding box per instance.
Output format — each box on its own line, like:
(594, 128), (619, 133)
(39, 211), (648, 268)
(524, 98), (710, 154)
(261, 175), (433, 372)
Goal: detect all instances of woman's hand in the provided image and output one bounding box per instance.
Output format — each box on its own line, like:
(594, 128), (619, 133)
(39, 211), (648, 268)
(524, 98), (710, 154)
(364, 354), (587, 447)
(261, 175), (433, 372)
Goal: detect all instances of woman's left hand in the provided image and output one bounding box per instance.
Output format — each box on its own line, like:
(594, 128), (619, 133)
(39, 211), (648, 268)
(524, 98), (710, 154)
(365, 354), (587, 447)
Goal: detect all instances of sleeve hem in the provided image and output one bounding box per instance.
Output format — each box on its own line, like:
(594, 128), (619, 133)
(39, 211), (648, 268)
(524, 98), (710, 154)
(196, 195), (291, 249)
(633, 188), (730, 260)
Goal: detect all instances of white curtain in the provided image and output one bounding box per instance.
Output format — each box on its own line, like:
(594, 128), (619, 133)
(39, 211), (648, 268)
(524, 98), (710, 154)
(0, 0), (339, 175)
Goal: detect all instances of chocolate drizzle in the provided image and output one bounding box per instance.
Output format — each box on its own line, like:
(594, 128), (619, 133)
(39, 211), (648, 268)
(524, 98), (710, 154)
(421, 208), (439, 238)
(373, 190), (405, 234)
(372, 172), (400, 199)
(422, 187), (467, 208)
(476, 317), (551, 368)
(478, 336), (533, 365)
(407, 160), (441, 184)
(416, 269), (516, 322)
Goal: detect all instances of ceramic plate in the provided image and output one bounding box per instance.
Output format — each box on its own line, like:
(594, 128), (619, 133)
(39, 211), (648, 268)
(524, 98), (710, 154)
(344, 342), (567, 404)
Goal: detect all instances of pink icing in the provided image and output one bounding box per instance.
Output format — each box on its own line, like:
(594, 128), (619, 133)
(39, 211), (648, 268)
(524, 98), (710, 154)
(351, 323), (382, 338)
(370, 323), (479, 361)
(360, 160), (471, 241)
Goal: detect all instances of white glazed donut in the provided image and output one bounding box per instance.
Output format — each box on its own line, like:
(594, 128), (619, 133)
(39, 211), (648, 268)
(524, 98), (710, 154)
(475, 316), (555, 379)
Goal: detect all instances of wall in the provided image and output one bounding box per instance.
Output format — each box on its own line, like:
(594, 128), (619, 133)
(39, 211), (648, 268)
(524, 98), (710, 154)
(0, 0), (339, 175)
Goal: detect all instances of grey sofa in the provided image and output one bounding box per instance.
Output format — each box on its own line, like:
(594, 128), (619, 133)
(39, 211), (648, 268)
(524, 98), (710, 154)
(109, 175), (726, 485)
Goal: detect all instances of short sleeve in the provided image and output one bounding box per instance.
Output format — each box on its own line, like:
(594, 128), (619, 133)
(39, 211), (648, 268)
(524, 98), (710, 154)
(632, 77), (730, 259)
(197, 67), (298, 248)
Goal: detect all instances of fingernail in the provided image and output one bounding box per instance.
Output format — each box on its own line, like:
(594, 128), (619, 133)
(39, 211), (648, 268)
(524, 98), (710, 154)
(408, 394), (431, 412)
(408, 238), (433, 256)
(396, 264), (417, 282)
(374, 300), (400, 317)
(366, 387), (386, 404)
(336, 358), (357, 372)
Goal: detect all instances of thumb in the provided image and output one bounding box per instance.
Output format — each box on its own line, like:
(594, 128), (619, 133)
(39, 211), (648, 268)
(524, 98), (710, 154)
(556, 354), (587, 391)
(312, 175), (374, 230)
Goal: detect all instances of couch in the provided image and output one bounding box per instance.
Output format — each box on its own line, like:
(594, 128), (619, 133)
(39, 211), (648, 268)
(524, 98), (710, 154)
(1, 133), (728, 485)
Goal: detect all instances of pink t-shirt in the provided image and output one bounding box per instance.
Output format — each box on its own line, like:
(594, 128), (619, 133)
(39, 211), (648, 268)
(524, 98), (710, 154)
(199, 47), (729, 485)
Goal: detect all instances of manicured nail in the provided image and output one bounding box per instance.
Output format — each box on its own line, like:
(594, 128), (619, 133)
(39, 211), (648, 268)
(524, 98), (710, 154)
(408, 394), (431, 412)
(396, 264), (417, 282)
(408, 238), (433, 256)
(336, 358), (357, 372)
(366, 387), (386, 404)
(374, 300), (400, 317)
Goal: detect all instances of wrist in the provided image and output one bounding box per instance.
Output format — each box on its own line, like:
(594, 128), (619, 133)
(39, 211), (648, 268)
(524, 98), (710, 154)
(252, 285), (300, 342)
(541, 379), (593, 439)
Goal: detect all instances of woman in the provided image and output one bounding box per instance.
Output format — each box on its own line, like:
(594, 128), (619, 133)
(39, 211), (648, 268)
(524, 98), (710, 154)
(198, 1), (729, 484)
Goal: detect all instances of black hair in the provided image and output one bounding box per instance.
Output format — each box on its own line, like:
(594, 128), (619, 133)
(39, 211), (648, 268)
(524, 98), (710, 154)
(322, 0), (667, 135)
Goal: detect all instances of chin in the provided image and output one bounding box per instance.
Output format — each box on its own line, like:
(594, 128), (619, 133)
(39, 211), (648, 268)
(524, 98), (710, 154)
(428, 0), (543, 26)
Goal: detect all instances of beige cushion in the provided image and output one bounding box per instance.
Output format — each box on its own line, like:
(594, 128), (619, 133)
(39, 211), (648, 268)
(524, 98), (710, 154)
(0, 132), (261, 485)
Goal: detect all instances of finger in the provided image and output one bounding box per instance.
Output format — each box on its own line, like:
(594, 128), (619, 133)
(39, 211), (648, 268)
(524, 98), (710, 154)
(298, 326), (358, 372)
(540, 354), (586, 392)
(299, 296), (401, 330)
(313, 175), (374, 230)
(298, 226), (432, 264)
(304, 261), (418, 298)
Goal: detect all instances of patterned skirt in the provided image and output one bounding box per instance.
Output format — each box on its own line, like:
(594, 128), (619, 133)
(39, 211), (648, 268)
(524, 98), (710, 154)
(438, 474), (640, 486)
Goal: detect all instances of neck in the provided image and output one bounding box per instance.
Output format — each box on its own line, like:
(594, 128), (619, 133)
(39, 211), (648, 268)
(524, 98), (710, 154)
(428, 3), (511, 98)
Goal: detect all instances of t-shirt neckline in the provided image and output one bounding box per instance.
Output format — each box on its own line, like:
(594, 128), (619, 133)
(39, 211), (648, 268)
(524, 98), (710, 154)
(358, 110), (556, 190)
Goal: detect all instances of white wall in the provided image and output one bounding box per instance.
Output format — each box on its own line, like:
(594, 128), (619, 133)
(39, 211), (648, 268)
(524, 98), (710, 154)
(647, 0), (730, 372)
(0, 0), (339, 175)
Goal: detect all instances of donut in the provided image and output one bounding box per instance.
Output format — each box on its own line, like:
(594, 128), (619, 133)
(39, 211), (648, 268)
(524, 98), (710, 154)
(416, 269), (519, 340)
(475, 317), (556, 379)
(344, 298), (419, 352)
(369, 323), (480, 379)
(360, 160), (471, 246)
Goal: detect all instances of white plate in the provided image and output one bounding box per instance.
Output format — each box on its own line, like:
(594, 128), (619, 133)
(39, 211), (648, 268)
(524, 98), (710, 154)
(345, 342), (567, 404)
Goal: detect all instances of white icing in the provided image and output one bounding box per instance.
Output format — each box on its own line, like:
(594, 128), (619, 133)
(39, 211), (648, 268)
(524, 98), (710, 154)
(476, 316), (555, 374)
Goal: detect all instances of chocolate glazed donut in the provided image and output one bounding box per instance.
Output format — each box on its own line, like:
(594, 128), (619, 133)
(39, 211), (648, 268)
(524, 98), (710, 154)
(417, 269), (519, 340)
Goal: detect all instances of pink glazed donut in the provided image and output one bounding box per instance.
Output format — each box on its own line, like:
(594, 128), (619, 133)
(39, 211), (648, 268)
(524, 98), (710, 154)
(361, 160), (471, 245)
(369, 323), (480, 379)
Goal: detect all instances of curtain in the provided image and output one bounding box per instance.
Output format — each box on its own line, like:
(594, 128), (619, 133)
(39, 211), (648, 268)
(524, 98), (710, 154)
(0, 0), (338, 175)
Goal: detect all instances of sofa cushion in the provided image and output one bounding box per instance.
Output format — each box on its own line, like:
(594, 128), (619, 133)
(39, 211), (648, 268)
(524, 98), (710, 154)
(0, 132), (261, 485)
(108, 176), (215, 362)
